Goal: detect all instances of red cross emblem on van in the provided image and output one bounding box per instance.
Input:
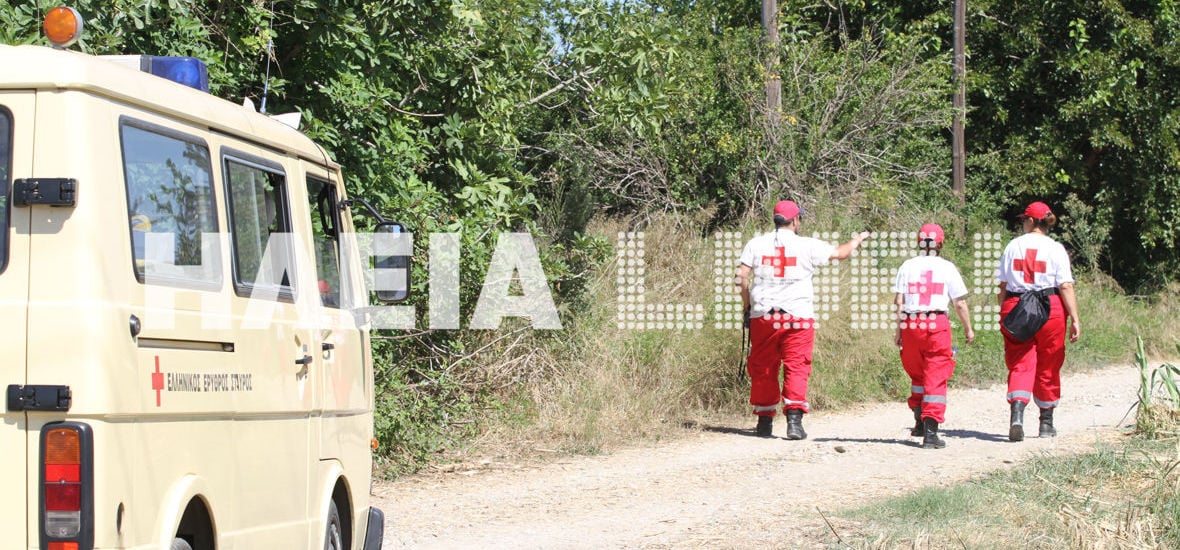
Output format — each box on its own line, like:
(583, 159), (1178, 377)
(151, 356), (164, 407)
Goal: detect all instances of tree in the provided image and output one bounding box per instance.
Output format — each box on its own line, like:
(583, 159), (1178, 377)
(967, 0), (1180, 289)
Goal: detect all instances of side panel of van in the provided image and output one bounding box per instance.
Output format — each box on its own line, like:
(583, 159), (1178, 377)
(0, 91), (33, 550)
(24, 90), (162, 548)
(118, 107), (243, 547)
(302, 169), (375, 544)
(214, 138), (315, 546)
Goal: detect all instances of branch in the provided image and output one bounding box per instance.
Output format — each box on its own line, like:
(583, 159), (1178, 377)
(383, 98), (445, 118)
(521, 67), (600, 108)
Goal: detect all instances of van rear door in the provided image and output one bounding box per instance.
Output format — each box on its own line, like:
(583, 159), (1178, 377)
(0, 92), (34, 547)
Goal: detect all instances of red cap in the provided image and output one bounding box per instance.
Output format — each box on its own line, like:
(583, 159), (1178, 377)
(773, 200), (801, 220)
(918, 223), (944, 244)
(1018, 201), (1052, 220)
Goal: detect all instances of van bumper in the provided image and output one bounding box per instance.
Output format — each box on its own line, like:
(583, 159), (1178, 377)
(363, 507), (384, 550)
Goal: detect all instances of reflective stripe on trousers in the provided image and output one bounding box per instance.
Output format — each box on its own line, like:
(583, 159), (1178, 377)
(899, 313), (954, 423)
(1001, 294), (1065, 408)
(747, 315), (815, 414)
(1007, 390), (1033, 402)
(783, 398), (810, 411)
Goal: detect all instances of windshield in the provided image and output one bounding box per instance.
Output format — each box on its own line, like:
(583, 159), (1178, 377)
(0, 107), (10, 273)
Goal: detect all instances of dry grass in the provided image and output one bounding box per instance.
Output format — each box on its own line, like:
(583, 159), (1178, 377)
(434, 214), (1179, 469)
(453, 212), (745, 461)
(841, 413), (1179, 549)
(1140, 281), (1180, 360)
(526, 214), (740, 447)
(1057, 450), (1180, 549)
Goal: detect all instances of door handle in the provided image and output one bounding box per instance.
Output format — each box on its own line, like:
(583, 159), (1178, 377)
(295, 355), (313, 366)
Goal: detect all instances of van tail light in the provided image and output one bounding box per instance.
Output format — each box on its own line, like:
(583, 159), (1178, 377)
(40, 422), (94, 550)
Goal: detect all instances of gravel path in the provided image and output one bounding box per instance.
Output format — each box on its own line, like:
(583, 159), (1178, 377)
(373, 365), (1139, 548)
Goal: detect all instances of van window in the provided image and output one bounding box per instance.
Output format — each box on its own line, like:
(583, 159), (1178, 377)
(224, 155), (294, 297)
(120, 121), (219, 285)
(0, 108), (10, 273)
(307, 177), (342, 308)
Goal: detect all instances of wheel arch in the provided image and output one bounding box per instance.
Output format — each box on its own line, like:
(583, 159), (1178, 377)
(156, 475), (218, 550)
(316, 461), (354, 549)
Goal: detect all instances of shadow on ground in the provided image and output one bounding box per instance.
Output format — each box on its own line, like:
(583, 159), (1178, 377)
(812, 436), (920, 447)
(942, 428), (1009, 442)
(693, 422), (782, 439)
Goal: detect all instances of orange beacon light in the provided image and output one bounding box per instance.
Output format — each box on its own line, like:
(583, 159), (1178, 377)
(44, 6), (84, 48)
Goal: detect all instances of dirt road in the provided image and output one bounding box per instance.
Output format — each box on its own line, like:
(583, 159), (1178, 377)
(373, 365), (1139, 548)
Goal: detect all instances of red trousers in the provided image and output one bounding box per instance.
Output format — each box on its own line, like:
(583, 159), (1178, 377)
(747, 314), (814, 416)
(1000, 294), (1065, 408)
(899, 314), (955, 423)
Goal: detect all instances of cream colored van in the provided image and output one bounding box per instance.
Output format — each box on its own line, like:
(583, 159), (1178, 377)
(1, 26), (396, 550)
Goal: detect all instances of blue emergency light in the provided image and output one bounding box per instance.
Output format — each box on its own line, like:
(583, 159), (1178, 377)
(102, 55), (210, 92)
(141, 56), (209, 92)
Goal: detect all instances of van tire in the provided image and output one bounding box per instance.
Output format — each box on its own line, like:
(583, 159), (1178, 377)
(325, 500), (344, 550)
(171, 538), (194, 550)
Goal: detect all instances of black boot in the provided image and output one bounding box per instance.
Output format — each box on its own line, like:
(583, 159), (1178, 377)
(1039, 407), (1056, 438)
(910, 406), (925, 437)
(785, 409), (807, 440)
(1009, 401), (1026, 442)
(922, 418), (946, 449)
(755, 415), (773, 438)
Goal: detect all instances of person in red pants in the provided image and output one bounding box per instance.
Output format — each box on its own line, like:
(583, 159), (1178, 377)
(736, 200), (870, 439)
(995, 201), (1081, 441)
(892, 223), (975, 449)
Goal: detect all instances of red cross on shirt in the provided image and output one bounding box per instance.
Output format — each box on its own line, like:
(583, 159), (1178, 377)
(907, 270), (945, 306)
(760, 246), (797, 277)
(1013, 248), (1047, 283)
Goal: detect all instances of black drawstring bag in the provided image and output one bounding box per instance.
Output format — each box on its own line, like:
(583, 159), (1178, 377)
(1002, 289), (1053, 342)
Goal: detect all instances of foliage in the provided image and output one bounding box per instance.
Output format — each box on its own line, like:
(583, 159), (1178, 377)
(1058, 192), (1112, 272)
(769, 0), (1180, 291)
(5, 0), (1179, 472)
(966, 0), (1180, 291)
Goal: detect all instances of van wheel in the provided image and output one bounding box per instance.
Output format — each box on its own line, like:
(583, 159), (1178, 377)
(171, 538), (193, 550)
(325, 500), (344, 550)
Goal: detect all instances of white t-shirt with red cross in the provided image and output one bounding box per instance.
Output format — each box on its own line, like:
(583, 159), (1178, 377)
(892, 255), (969, 314)
(739, 228), (836, 319)
(994, 233), (1074, 292)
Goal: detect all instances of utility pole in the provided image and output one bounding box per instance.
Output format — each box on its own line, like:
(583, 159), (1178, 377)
(952, 0), (966, 204)
(762, 0), (780, 126)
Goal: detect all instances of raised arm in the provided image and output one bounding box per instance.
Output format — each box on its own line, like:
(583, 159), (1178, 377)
(831, 231), (872, 261)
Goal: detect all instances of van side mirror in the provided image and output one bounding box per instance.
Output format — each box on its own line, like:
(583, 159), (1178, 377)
(373, 221), (410, 303)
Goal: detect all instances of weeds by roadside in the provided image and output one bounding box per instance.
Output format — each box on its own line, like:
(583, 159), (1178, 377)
(377, 213), (1180, 475)
(488, 215), (1177, 451)
(1135, 336), (1180, 439)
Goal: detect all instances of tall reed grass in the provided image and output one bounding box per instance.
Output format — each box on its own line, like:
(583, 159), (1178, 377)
(1135, 336), (1180, 438)
(434, 213), (1180, 464)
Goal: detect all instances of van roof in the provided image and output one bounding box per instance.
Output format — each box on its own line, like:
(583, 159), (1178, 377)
(0, 44), (338, 169)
